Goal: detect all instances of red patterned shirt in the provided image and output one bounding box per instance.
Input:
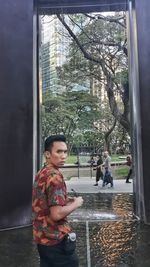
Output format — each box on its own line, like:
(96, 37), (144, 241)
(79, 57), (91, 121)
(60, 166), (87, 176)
(32, 164), (71, 246)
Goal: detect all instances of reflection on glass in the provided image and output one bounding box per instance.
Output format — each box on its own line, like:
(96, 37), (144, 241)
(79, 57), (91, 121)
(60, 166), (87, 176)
(90, 220), (137, 267)
(69, 193), (136, 266)
(112, 193), (134, 218)
(68, 193), (133, 218)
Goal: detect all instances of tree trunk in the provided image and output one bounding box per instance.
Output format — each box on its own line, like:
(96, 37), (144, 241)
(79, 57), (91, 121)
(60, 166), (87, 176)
(104, 119), (117, 154)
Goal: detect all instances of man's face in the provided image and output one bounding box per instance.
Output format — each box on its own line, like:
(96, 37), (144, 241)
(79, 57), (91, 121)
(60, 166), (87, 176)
(47, 141), (68, 167)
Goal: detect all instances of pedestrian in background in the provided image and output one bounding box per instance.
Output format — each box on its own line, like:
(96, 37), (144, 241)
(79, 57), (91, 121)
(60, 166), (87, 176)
(126, 155), (132, 183)
(102, 151), (113, 187)
(93, 154), (103, 186)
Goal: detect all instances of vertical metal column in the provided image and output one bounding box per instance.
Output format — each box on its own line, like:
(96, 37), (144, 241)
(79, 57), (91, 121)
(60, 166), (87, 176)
(135, 0), (150, 223)
(127, 0), (144, 221)
(128, 0), (150, 223)
(0, 1), (34, 229)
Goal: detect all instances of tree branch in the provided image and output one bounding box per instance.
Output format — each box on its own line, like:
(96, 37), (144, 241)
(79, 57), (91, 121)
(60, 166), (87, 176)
(85, 13), (126, 28)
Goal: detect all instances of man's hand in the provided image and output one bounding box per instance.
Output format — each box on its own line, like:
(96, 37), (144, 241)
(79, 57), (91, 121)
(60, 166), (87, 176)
(66, 196), (83, 207)
(73, 196), (83, 208)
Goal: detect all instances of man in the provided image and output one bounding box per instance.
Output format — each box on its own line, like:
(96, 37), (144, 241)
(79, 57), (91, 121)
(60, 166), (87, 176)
(32, 135), (83, 267)
(102, 151), (113, 187)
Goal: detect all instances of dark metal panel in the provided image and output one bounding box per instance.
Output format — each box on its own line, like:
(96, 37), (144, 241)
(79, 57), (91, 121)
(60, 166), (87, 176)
(128, 0), (150, 223)
(134, 0), (150, 223)
(127, 0), (144, 221)
(0, 1), (34, 228)
(38, 0), (127, 14)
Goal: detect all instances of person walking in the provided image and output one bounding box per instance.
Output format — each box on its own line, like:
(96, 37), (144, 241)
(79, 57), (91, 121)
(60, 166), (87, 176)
(126, 155), (132, 183)
(102, 151), (113, 187)
(93, 155), (103, 186)
(32, 135), (84, 267)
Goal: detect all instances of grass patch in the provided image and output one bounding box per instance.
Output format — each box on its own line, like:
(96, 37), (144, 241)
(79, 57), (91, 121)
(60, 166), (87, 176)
(66, 155), (79, 164)
(113, 165), (128, 179)
(66, 154), (127, 164)
(111, 154), (126, 161)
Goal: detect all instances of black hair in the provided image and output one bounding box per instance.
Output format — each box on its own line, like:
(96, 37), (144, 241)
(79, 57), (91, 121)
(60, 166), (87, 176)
(44, 135), (66, 152)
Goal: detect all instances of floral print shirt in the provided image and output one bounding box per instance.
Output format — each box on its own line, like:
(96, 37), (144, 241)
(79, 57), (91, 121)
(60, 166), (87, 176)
(32, 164), (71, 246)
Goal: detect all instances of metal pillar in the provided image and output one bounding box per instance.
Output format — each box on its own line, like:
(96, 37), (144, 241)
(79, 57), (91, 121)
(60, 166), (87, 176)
(0, 0), (34, 229)
(128, 0), (150, 223)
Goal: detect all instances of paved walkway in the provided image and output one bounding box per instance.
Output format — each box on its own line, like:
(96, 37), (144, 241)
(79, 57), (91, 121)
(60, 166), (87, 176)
(66, 177), (133, 194)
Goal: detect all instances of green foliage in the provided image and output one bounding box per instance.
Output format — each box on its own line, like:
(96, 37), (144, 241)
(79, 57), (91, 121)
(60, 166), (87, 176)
(41, 90), (102, 148)
(113, 165), (128, 179)
(56, 12), (130, 133)
(41, 12), (130, 154)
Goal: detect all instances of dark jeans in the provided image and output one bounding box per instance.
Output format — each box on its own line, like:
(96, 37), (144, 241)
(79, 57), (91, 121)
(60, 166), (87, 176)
(37, 238), (79, 267)
(126, 169), (132, 182)
(96, 171), (103, 183)
(103, 170), (113, 187)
